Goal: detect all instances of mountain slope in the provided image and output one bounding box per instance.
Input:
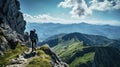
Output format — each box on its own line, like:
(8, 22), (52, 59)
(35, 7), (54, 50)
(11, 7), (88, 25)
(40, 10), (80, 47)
(26, 23), (120, 41)
(52, 37), (120, 67)
(52, 39), (95, 66)
(94, 47), (120, 67)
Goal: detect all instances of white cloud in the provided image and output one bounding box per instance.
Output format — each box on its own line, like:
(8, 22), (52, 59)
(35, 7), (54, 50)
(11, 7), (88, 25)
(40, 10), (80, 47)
(58, 0), (73, 8)
(23, 14), (68, 23)
(89, 0), (113, 11)
(23, 13), (120, 26)
(58, 0), (120, 18)
(90, 0), (120, 11)
(113, 0), (120, 9)
(58, 0), (92, 18)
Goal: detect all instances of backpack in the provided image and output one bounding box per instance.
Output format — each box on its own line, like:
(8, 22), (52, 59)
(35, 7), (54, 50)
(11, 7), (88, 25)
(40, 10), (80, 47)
(30, 30), (36, 40)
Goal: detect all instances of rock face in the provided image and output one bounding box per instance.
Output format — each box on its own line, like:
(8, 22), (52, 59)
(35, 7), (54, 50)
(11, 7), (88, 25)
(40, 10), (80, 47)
(0, 0), (26, 55)
(0, 0), (26, 35)
(0, 24), (23, 52)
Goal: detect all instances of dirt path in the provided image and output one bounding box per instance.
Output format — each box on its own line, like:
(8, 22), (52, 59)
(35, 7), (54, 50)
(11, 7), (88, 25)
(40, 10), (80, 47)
(22, 55), (36, 67)
(6, 48), (37, 67)
(23, 48), (38, 67)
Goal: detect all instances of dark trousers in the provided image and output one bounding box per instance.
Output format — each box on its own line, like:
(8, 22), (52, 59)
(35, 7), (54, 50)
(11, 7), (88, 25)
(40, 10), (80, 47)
(31, 40), (37, 52)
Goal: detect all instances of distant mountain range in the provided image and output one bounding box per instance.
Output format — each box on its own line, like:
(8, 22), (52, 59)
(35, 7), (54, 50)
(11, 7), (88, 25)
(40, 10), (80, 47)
(39, 32), (120, 48)
(26, 22), (120, 41)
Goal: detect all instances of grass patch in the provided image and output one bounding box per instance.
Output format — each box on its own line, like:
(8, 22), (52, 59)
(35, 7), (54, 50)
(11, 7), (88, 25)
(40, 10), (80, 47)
(53, 40), (85, 62)
(27, 49), (52, 67)
(69, 52), (95, 67)
(27, 57), (52, 67)
(0, 43), (29, 66)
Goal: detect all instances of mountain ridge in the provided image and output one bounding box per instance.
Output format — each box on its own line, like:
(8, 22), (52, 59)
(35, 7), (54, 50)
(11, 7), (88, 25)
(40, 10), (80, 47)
(39, 32), (119, 47)
(26, 22), (120, 41)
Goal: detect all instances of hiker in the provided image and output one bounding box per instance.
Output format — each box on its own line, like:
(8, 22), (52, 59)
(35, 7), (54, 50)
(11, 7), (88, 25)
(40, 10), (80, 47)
(30, 29), (38, 52)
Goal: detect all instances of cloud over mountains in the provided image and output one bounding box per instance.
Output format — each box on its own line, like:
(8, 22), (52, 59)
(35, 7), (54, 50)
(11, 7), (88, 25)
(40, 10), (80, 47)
(23, 14), (67, 23)
(23, 13), (120, 25)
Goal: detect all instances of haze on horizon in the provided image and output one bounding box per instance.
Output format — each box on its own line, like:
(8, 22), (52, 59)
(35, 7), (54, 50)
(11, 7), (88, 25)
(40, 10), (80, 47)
(19, 0), (120, 25)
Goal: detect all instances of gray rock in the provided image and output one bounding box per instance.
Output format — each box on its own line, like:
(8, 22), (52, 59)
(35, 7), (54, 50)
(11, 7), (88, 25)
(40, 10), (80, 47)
(11, 55), (27, 64)
(0, 50), (4, 55)
(0, 25), (18, 50)
(0, 0), (26, 54)
(0, 0), (26, 35)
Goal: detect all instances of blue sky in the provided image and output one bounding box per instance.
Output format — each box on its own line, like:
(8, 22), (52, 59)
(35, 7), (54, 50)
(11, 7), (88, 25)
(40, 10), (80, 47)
(19, 0), (120, 25)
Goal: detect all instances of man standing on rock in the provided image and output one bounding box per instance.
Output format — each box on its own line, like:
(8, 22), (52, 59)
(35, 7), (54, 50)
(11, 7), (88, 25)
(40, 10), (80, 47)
(30, 29), (38, 52)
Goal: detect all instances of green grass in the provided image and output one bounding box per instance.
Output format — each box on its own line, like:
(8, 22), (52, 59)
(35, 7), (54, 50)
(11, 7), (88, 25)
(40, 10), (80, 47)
(70, 52), (95, 67)
(0, 42), (29, 66)
(53, 39), (85, 61)
(59, 42), (83, 56)
(27, 46), (52, 67)
(0, 44), (52, 67)
(53, 38), (95, 67)
(53, 39), (83, 54)
(26, 56), (52, 67)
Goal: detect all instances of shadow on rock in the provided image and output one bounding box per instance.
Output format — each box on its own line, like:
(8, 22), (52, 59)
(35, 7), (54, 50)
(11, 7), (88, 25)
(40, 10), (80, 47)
(24, 52), (36, 59)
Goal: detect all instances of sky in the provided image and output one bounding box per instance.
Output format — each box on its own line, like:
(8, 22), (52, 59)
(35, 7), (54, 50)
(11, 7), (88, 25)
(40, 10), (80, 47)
(19, 0), (120, 25)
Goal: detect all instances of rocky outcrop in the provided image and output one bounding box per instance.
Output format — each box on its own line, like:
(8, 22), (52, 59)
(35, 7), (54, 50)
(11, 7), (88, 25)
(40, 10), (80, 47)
(39, 45), (69, 67)
(0, 0), (26, 55)
(0, 24), (23, 52)
(0, 0), (26, 35)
